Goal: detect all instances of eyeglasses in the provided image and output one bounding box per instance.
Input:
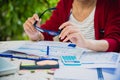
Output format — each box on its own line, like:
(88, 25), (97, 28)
(33, 7), (61, 36)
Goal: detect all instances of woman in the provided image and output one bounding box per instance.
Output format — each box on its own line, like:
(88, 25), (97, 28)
(23, 0), (120, 52)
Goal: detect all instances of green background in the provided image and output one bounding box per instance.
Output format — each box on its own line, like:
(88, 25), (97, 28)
(0, 0), (59, 41)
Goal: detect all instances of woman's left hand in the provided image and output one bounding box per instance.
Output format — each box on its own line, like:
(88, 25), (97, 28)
(59, 21), (88, 48)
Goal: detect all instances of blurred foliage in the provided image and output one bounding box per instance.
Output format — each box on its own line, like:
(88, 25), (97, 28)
(0, 0), (59, 41)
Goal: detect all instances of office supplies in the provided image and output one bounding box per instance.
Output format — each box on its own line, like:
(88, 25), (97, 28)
(0, 50), (58, 61)
(68, 43), (76, 48)
(20, 63), (59, 70)
(47, 46), (49, 56)
(20, 60), (59, 69)
(61, 56), (81, 66)
(0, 58), (18, 76)
(1, 41), (119, 80)
(97, 68), (104, 80)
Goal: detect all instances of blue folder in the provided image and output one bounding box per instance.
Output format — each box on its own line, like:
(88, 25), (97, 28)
(0, 50), (58, 61)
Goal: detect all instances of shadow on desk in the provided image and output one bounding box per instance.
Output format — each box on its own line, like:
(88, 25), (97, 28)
(112, 64), (120, 80)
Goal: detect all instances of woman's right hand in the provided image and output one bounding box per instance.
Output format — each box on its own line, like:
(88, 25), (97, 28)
(23, 14), (44, 41)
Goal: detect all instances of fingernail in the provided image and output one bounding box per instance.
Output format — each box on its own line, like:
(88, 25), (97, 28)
(58, 27), (61, 29)
(36, 18), (39, 21)
(60, 37), (64, 40)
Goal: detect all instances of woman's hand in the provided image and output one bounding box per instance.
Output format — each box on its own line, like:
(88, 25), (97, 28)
(59, 21), (109, 51)
(59, 21), (88, 48)
(23, 14), (44, 41)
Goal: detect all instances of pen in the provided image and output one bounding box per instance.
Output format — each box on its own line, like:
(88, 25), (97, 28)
(47, 46), (49, 56)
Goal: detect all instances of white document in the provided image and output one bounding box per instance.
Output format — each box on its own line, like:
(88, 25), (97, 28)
(54, 67), (98, 80)
(79, 52), (120, 68)
(11, 41), (85, 58)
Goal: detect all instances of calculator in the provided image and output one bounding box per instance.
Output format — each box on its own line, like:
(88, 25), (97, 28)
(61, 56), (81, 66)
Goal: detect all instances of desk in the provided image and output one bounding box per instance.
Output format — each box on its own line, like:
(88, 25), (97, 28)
(0, 40), (120, 80)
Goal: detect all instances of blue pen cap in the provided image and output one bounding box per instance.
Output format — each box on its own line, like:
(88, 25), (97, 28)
(68, 44), (76, 48)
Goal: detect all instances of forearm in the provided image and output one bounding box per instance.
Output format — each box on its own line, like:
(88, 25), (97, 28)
(85, 39), (109, 52)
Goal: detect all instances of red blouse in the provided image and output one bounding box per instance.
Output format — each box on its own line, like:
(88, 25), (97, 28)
(41, 0), (120, 52)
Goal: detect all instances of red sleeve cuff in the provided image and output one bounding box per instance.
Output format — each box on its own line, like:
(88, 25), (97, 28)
(105, 39), (119, 52)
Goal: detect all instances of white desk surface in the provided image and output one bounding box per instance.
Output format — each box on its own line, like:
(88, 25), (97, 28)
(0, 40), (120, 80)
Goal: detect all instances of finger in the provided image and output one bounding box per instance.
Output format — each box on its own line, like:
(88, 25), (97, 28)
(27, 17), (36, 25)
(24, 19), (36, 32)
(63, 33), (77, 42)
(26, 17), (39, 32)
(59, 21), (73, 30)
(23, 21), (31, 31)
(26, 22), (37, 32)
(59, 26), (72, 39)
(59, 26), (79, 40)
(33, 14), (41, 27)
(33, 14), (40, 21)
(24, 22), (35, 33)
(36, 19), (41, 27)
(23, 23), (34, 34)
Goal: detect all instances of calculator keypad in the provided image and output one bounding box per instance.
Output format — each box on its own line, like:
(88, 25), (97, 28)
(61, 56), (81, 66)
